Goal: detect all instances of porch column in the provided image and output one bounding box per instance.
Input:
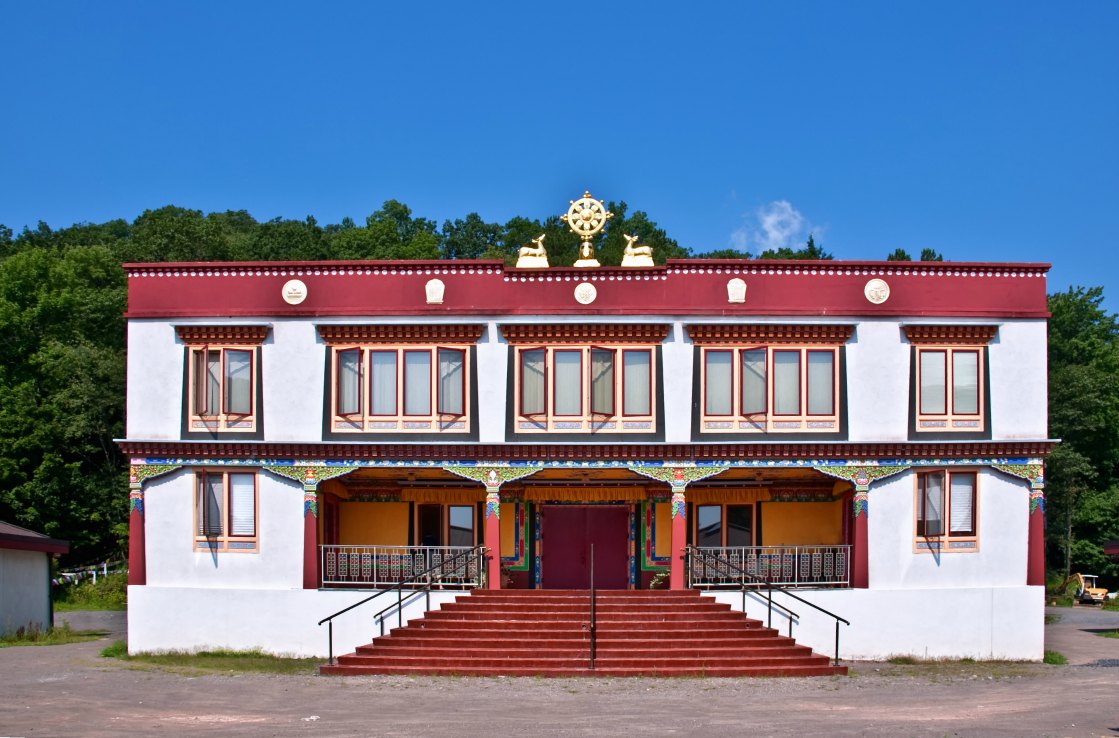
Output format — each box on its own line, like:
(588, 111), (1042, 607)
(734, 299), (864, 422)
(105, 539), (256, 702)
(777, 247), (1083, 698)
(991, 463), (1047, 587)
(484, 487), (502, 590)
(670, 488), (687, 590)
(127, 463), (184, 587)
(128, 483), (146, 586)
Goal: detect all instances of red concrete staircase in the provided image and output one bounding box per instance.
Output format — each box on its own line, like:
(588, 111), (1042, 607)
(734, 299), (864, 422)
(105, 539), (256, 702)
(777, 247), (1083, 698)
(320, 589), (847, 677)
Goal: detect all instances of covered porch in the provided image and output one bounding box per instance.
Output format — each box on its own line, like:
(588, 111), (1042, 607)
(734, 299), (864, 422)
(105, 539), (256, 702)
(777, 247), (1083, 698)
(312, 465), (854, 591)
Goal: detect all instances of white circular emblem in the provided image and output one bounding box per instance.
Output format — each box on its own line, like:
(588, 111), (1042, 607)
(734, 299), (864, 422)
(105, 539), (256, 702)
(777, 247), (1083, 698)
(282, 279), (308, 305)
(574, 282), (598, 305)
(864, 278), (890, 305)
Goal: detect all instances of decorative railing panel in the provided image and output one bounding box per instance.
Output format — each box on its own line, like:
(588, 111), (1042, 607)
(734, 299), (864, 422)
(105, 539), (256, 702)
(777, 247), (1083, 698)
(688, 545), (850, 588)
(321, 545), (483, 588)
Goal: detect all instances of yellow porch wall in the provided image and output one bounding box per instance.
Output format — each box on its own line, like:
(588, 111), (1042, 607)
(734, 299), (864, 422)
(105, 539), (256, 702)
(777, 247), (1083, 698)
(339, 502), (409, 545)
(761, 500), (844, 546)
(654, 502), (672, 558)
(500, 502), (516, 554)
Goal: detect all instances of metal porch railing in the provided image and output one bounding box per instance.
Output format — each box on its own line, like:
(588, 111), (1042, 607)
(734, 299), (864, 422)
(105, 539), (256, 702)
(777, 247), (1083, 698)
(320, 545), (482, 588)
(687, 545), (851, 588)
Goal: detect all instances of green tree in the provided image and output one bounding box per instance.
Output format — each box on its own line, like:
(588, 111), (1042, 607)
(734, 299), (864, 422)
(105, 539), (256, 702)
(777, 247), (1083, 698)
(440, 213), (503, 260)
(758, 233), (833, 260)
(886, 248), (912, 261)
(919, 248), (944, 262)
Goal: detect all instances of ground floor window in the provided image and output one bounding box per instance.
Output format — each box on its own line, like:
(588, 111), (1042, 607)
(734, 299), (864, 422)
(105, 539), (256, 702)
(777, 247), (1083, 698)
(194, 470), (258, 552)
(915, 470), (978, 552)
(695, 504), (754, 547)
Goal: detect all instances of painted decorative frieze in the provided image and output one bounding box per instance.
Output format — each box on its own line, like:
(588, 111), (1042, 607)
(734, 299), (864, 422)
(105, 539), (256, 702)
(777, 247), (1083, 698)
(812, 464), (910, 517)
(442, 465), (544, 490)
(991, 462), (1046, 512)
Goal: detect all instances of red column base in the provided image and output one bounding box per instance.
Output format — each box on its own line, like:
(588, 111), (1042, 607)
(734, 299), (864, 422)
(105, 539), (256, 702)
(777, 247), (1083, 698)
(670, 500), (686, 591)
(485, 490), (502, 590)
(303, 507), (319, 589)
(853, 505), (869, 589)
(1026, 503), (1045, 587)
(127, 506), (146, 586)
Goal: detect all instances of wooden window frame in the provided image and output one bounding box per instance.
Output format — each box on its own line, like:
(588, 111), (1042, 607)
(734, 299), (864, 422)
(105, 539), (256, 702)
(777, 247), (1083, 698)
(913, 469), (979, 553)
(193, 469), (259, 553)
(186, 346), (258, 433)
(693, 503), (755, 547)
(329, 345), (472, 434)
(914, 345), (986, 433)
(513, 345), (657, 434)
(699, 345), (840, 434)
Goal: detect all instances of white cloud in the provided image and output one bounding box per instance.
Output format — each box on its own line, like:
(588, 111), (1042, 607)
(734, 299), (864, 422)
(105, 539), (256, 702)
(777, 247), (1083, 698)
(729, 200), (822, 254)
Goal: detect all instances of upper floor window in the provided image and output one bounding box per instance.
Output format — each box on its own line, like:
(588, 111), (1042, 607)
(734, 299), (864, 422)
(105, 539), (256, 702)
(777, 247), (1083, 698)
(318, 324), (484, 434)
(688, 324), (853, 434)
(501, 323), (669, 434)
(177, 325), (268, 433)
(904, 325), (996, 434)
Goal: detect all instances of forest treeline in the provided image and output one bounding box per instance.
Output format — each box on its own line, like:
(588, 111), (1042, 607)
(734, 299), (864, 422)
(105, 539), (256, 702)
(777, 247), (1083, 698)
(0, 202), (1115, 583)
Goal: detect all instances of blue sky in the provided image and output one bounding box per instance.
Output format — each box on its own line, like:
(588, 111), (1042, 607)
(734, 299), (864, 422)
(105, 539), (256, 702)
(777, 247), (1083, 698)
(2, 3), (1116, 311)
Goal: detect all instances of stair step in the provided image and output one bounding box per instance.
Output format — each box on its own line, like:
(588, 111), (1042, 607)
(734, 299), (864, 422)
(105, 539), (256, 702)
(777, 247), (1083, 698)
(355, 645), (813, 659)
(322, 664), (847, 677)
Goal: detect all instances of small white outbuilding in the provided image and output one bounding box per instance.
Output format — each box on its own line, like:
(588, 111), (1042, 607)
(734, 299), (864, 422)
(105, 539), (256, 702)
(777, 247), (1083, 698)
(0, 521), (69, 636)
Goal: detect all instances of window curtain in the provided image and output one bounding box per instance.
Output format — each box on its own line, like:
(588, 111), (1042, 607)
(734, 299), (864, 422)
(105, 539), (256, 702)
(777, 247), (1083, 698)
(403, 351), (431, 415)
(948, 473), (976, 535)
(773, 351), (801, 415)
(229, 473), (256, 536)
(199, 474), (223, 536)
(590, 349), (614, 415)
(919, 473), (944, 536)
(438, 349), (465, 415)
(806, 351), (834, 415)
(740, 349), (766, 415)
(623, 350), (651, 415)
(553, 351), (582, 415)
(704, 351), (732, 415)
(520, 350), (546, 415)
(447, 505), (474, 547)
(920, 351), (947, 414)
(952, 351), (979, 414)
(204, 351), (221, 416)
(338, 349), (362, 415)
(370, 351), (397, 415)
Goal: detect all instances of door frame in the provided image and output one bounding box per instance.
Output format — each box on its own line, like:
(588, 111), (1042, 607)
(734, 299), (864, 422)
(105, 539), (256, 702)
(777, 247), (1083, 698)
(535, 502), (635, 590)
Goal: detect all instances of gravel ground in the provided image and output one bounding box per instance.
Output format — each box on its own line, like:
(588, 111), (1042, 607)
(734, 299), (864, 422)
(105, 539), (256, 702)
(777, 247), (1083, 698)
(0, 610), (1113, 737)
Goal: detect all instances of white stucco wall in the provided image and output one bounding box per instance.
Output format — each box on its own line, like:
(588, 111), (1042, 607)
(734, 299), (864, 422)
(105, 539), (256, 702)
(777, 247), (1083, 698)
(128, 586), (461, 657)
(0, 548), (51, 636)
(264, 321), (325, 442)
(143, 469), (305, 589)
(712, 585), (1044, 660)
(844, 320), (910, 442)
(988, 320), (1048, 440)
(869, 469), (1028, 589)
(126, 321), (184, 440)
(476, 321), (508, 443)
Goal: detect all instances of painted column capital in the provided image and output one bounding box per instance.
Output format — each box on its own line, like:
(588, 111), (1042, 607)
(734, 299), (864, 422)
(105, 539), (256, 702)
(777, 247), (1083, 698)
(628, 465), (727, 519)
(991, 462), (1046, 512)
(812, 464), (910, 517)
(442, 465), (543, 521)
(261, 464), (358, 518)
(128, 463), (185, 516)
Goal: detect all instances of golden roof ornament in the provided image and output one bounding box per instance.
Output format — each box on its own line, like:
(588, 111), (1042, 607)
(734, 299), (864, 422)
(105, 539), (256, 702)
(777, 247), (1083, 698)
(562, 190), (613, 267)
(621, 232), (654, 267)
(515, 233), (550, 269)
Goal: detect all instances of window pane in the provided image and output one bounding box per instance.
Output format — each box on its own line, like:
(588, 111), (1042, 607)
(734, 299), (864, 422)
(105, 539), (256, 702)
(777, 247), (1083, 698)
(953, 351), (979, 414)
(704, 351), (732, 415)
(553, 351), (582, 415)
(726, 505), (753, 547)
(370, 351), (397, 415)
(918, 473), (944, 537)
(224, 350), (252, 415)
(590, 349), (614, 415)
(229, 473), (256, 536)
(949, 473), (976, 535)
(199, 474), (223, 536)
(696, 505), (722, 548)
(773, 351), (801, 415)
(438, 349), (465, 415)
(448, 505), (474, 547)
(403, 351), (431, 415)
(920, 351), (947, 414)
(520, 349), (545, 415)
(806, 351), (834, 415)
(623, 350), (651, 416)
(338, 349), (362, 415)
(205, 351), (221, 416)
(741, 350), (766, 415)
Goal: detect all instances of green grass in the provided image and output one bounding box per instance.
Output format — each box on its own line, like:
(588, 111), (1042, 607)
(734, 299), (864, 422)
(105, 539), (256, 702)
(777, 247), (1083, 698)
(1043, 650), (1068, 665)
(1045, 614), (1061, 624)
(100, 644), (322, 675)
(0, 622), (105, 648)
(54, 571), (127, 611)
(886, 655), (918, 665)
(1103, 598), (1119, 612)
(1095, 629), (1119, 639)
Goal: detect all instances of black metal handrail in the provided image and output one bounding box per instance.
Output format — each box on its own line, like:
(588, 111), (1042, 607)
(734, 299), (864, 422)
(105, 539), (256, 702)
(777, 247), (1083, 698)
(588, 544), (596, 671)
(317, 545), (486, 664)
(685, 545), (850, 666)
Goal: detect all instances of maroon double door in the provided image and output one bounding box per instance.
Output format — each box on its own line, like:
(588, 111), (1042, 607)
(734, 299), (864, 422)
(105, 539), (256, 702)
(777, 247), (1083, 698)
(540, 505), (629, 590)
